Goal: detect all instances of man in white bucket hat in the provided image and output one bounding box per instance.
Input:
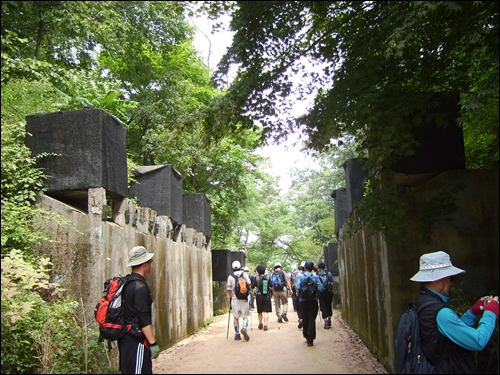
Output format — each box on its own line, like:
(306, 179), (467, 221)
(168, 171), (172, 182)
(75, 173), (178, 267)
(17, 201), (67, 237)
(118, 245), (159, 374)
(408, 251), (498, 373)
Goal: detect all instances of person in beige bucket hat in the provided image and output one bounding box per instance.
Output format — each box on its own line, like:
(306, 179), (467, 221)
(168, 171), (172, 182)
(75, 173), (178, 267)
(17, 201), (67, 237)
(404, 251), (498, 373)
(118, 246), (159, 373)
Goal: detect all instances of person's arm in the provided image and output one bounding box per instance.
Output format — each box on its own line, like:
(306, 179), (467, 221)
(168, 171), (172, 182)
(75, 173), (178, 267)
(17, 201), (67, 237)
(436, 306), (497, 351)
(226, 275), (234, 299)
(141, 324), (156, 345)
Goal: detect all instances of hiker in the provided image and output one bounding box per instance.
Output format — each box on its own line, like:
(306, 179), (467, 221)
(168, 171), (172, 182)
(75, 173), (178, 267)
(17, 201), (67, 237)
(243, 266), (255, 310)
(294, 261), (324, 347)
(251, 263), (272, 331)
(118, 246), (159, 374)
(270, 262), (290, 323)
(409, 251), (498, 373)
(295, 261), (306, 328)
(226, 260), (252, 341)
(317, 262), (335, 329)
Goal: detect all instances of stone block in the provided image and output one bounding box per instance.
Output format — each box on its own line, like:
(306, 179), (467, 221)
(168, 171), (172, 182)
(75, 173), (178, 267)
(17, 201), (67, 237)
(230, 251), (246, 268)
(331, 188), (348, 239)
(211, 249), (232, 282)
(129, 165), (183, 224)
(343, 158), (370, 216)
(25, 108), (127, 199)
(327, 242), (339, 276)
(183, 193), (211, 238)
(392, 92), (465, 176)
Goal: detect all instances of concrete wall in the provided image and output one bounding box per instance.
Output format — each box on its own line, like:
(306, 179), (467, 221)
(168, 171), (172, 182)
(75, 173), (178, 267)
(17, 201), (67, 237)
(34, 188), (213, 369)
(338, 169), (499, 373)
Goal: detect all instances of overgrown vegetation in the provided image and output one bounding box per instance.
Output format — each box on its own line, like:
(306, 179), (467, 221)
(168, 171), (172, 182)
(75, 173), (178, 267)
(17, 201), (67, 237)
(1, 1), (498, 372)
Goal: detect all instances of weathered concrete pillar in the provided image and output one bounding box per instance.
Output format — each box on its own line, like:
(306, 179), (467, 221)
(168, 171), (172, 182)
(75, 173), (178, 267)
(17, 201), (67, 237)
(88, 187), (107, 305)
(331, 188), (348, 240)
(343, 158), (371, 216)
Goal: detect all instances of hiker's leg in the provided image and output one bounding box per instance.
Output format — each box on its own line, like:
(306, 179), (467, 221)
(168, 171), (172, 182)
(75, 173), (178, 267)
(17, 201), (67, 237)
(281, 292), (289, 315)
(274, 293), (281, 317)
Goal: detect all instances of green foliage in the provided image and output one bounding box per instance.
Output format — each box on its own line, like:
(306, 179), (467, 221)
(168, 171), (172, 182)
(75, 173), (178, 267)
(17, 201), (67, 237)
(1, 250), (113, 374)
(346, 176), (411, 246)
(462, 97), (499, 169)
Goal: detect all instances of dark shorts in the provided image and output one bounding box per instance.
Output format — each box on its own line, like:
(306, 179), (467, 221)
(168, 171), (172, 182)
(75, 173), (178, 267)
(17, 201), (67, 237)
(256, 294), (272, 313)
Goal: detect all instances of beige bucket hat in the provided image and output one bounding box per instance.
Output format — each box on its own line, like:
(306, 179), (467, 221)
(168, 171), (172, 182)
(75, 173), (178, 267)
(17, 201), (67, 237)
(127, 246), (154, 267)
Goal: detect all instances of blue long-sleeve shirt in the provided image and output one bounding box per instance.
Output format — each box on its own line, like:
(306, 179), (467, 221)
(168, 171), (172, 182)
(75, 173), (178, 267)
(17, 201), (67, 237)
(425, 288), (497, 351)
(294, 271), (324, 301)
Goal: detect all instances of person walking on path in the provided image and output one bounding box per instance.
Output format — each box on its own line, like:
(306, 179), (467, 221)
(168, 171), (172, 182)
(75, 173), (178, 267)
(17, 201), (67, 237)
(251, 263), (272, 331)
(270, 262), (290, 323)
(295, 261), (306, 329)
(243, 266), (255, 310)
(118, 246), (160, 374)
(317, 261), (335, 329)
(294, 261), (324, 347)
(407, 251), (498, 373)
(226, 260), (252, 341)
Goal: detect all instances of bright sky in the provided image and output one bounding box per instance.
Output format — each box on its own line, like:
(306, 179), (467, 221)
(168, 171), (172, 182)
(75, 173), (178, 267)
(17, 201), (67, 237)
(191, 14), (319, 191)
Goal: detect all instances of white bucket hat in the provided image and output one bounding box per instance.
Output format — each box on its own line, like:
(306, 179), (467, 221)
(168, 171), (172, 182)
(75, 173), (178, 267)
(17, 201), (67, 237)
(410, 251), (465, 282)
(232, 260), (241, 270)
(127, 246), (154, 267)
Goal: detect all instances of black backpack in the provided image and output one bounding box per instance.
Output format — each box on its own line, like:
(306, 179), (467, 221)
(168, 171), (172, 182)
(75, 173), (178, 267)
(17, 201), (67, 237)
(394, 301), (436, 374)
(257, 274), (270, 295)
(317, 270), (332, 292)
(299, 276), (317, 300)
(232, 273), (249, 300)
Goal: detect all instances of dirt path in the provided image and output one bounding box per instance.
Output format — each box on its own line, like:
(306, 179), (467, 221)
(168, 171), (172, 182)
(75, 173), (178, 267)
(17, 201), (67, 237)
(153, 300), (388, 374)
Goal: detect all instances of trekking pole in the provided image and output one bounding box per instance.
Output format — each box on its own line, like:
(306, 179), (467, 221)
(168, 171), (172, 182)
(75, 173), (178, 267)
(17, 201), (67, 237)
(227, 304), (231, 340)
(250, 310), (253, 331)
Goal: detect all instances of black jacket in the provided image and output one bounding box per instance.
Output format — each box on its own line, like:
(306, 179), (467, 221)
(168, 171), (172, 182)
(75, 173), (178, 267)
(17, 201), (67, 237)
(414, 288), (477, 374)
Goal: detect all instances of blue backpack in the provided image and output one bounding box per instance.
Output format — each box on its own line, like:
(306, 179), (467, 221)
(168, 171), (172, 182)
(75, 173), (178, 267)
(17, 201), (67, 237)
(271, 271), (284, 291)
(394, 301), (436, 374)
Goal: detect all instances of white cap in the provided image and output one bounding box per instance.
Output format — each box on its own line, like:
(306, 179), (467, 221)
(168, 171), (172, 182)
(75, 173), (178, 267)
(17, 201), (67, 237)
(232, 260), (241, 270)
(300, 261), (306, 268)
(274, 262), (282, 268)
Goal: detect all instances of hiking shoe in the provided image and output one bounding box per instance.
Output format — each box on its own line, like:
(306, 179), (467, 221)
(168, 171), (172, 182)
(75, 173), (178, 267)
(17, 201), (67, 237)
(281, 313), (288, 322)
(324, 322), (329, 329)
(298, 319), (303, 329)
(328, 319), (332, 327)
(307, 341), (314, 347)
(241, 328), (250, 341)
(258, 323), (263, 330)
(278, 317), (283, 323)
(263, 325), (268, 331)
(235, 333), (241, 340)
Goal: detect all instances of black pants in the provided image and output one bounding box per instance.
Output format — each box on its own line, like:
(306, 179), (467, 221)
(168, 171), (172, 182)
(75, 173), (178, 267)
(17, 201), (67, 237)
(292, 290), (299, 311)
(118, 335), (152, 374)
(318, 291), (333, 319)
(299, 299), (319, 343)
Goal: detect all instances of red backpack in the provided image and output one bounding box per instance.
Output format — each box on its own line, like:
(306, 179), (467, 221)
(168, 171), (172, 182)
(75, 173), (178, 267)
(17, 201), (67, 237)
(94, 274), (134, 343)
